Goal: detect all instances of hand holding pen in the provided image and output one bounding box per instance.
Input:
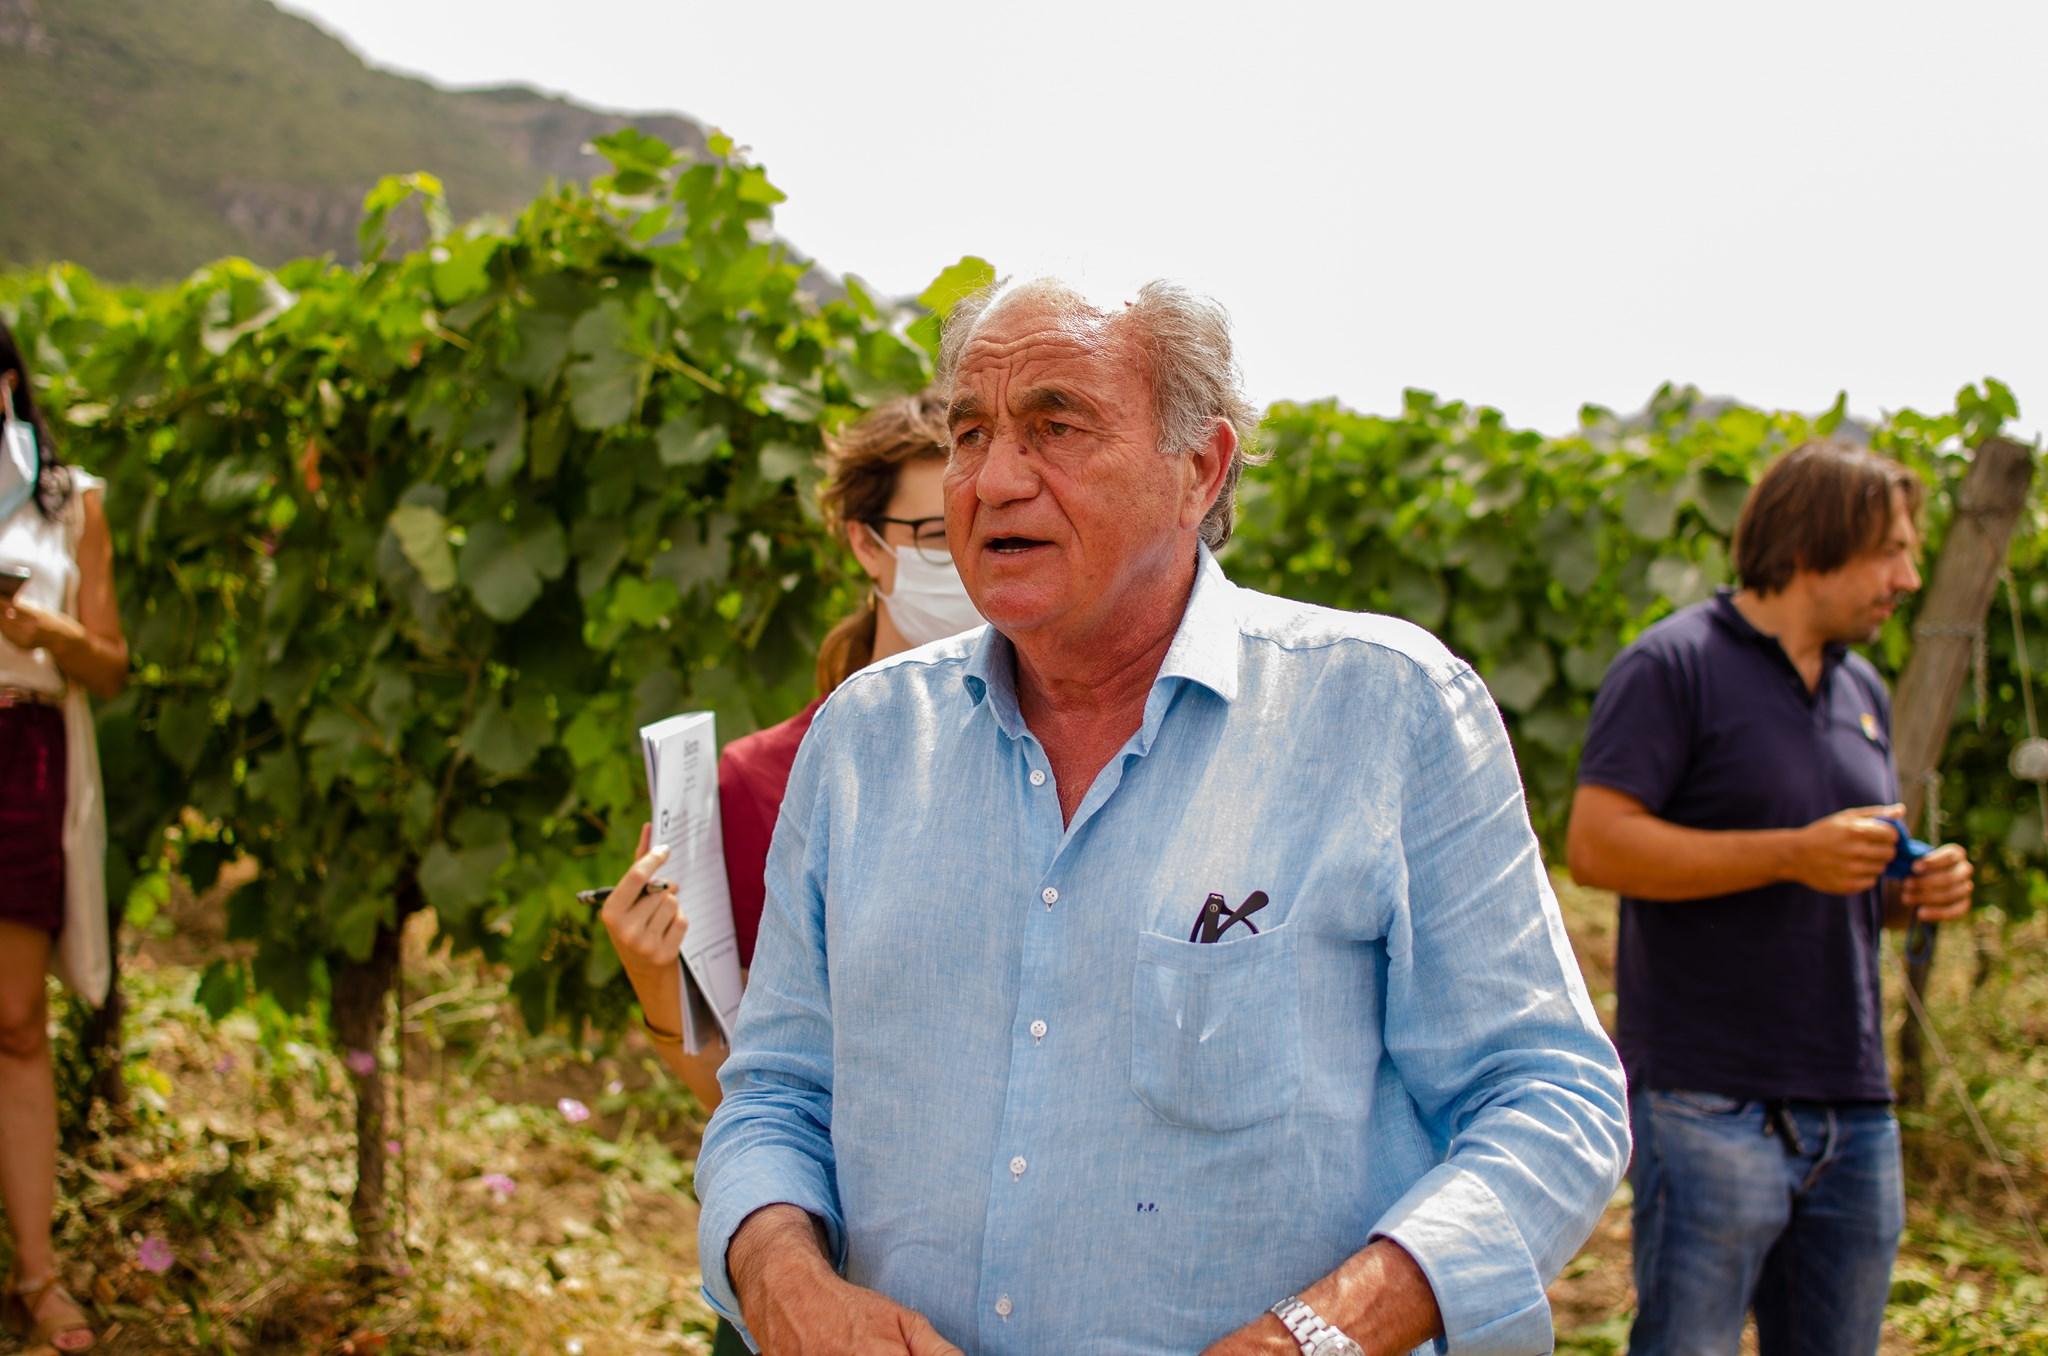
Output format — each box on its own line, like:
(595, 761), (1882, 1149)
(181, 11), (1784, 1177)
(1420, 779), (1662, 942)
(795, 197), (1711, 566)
(593, 823), (690, 995)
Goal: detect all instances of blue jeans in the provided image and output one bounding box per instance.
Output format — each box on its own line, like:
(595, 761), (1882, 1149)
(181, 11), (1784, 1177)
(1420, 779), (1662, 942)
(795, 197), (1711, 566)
(1628, 1087), (1904, 1356)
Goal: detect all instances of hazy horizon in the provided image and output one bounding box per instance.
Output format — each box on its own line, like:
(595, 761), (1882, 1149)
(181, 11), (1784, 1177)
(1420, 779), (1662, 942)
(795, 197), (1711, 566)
(277, 0), (2047, 439)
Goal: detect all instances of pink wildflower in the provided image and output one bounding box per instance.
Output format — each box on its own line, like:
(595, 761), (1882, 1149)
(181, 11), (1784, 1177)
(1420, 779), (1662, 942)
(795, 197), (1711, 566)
(480, 1173), (516, 1200)
(557, 1097), (592, 1125)
(137, 1236), (174, 1274)
(345, 1049), (376, 1077)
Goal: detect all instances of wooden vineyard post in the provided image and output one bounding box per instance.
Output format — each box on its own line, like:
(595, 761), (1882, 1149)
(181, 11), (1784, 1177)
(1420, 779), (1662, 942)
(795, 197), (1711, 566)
(1892, 435), (2035, 1105)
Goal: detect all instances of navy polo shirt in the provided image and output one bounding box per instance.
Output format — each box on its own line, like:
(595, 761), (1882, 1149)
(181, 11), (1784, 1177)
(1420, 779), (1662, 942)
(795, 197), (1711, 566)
(1577, 589), (1896, 1103)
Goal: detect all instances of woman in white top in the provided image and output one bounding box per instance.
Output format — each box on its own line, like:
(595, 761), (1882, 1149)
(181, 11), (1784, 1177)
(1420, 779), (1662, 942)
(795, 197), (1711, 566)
(0, 320), (126, 1353)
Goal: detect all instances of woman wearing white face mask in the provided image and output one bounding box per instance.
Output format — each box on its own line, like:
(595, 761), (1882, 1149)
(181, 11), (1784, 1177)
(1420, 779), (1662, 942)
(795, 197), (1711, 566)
(595, 390), (978, 1356)
(0, 320), (127, 1354)
(820, 392), (985, 669)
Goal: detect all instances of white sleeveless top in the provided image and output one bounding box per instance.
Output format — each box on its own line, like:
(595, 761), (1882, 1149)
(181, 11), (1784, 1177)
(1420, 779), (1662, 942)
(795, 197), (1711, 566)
(0, 469), (102, 695)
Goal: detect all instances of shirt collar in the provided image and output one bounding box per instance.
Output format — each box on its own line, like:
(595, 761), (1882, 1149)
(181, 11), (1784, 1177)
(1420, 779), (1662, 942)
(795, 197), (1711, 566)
(961, 543), (1242, 740)
(1155, 544), (1242, 703)
(1710, 587), (1848, 668)
(962, 625), (1025, 738)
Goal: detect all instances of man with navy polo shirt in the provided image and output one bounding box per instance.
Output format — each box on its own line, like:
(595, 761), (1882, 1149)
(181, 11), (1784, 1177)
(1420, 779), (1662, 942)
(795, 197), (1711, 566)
(1566, 438), (1976, 1356)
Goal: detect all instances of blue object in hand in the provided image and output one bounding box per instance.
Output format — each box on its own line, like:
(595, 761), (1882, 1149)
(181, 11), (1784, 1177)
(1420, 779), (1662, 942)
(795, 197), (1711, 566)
(1880, 817), (1933, 879)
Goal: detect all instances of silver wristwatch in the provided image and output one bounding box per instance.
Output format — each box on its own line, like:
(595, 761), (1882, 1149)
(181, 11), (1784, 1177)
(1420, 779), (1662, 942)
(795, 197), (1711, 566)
(1270, 1295), (1364, 1356)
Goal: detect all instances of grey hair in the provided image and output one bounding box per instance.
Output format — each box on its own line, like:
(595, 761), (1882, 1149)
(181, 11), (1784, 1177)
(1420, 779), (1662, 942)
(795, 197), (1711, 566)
(937, 277), (1266, 549)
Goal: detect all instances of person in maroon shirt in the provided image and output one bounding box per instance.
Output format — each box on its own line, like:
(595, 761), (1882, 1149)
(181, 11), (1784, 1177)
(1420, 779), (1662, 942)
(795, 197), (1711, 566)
(602, 391), (978, 1101)
(599, 390), (980, 1323)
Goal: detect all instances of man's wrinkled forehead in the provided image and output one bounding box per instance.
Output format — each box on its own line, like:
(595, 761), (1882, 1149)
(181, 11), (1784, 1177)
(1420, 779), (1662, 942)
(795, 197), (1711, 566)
(948, 289), (1140, 411)
(965, 287), (1121, 362)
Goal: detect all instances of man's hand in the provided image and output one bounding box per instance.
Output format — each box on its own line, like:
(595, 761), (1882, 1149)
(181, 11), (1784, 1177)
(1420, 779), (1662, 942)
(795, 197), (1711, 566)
(1902, 842), (1973, 922)
(747, 1276), (961, 1356)
(730, 1205), (961, 1356)
(1785, 803), (1903, 895)
(1200, 1240), (1442, 1356)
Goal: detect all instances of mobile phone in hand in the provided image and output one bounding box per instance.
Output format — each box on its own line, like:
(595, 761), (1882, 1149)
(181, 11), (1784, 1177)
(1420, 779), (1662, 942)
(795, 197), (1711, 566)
(0, 565), (29, 602)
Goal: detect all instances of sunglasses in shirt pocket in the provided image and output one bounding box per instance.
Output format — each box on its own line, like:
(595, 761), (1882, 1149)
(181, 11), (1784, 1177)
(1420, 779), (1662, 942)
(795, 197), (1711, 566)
(1129, 922), (1304, 1132)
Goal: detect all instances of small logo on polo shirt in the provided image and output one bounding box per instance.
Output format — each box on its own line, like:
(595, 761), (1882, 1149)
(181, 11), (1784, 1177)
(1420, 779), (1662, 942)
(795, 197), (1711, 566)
(1860, 712), (1881, 742)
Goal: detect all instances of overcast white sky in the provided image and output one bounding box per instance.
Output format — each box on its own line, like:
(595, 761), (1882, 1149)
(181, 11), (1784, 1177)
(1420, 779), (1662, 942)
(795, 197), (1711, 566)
(280, 0), (2045, 437)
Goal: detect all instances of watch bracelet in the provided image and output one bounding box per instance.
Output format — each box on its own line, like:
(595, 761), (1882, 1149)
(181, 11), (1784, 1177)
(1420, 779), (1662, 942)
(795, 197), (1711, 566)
(1273, 1294), (1328, 1348)
(1271, 1294), (1359, 1355)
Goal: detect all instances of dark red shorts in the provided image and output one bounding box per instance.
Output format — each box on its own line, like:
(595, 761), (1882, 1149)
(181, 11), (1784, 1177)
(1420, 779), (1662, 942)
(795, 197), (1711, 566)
(0, 703), (67, 934)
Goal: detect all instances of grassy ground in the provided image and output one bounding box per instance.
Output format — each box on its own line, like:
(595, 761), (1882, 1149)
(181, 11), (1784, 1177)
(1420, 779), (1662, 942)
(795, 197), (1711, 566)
(24, 905), (719, 1354)
(5, 876), (2044, 1353)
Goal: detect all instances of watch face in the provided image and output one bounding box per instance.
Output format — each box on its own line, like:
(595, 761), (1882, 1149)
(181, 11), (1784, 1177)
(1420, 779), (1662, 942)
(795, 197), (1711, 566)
(1311, 1336), (1364, 1356)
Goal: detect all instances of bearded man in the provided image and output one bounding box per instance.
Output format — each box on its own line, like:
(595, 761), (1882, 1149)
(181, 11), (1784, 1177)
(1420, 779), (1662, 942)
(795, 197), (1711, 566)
(1568, 439), (1974, 1356)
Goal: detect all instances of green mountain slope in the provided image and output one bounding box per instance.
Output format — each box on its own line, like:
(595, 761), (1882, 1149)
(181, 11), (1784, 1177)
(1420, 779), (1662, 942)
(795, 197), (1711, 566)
(0, 0), (709, 280)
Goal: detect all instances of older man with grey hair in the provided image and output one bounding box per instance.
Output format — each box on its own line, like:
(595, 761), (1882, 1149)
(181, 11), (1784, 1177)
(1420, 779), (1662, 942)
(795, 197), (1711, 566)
(693, 277), (1628, 1355)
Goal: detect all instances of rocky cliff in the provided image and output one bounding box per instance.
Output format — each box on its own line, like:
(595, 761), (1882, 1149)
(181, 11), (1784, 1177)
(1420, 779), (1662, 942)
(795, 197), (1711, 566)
(0, 0), (714, 279)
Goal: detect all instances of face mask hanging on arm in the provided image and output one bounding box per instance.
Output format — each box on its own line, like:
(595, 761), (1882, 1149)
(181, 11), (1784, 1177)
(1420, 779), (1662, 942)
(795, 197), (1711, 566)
(867, 526), (988, 647)
(0, 394), (40, 524)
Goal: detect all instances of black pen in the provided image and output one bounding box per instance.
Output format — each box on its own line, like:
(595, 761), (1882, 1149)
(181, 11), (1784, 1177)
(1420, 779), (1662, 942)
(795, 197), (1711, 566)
(576, 880), (673, 908)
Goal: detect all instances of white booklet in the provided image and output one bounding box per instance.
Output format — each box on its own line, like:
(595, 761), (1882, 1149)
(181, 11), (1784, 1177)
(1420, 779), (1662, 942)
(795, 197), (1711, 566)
(639, 711), (744, 1055)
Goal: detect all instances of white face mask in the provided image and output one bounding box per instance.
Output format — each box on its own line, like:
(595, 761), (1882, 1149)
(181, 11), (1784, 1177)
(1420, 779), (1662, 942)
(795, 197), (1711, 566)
(0, 395), (38, 523)
(867, 526), (987, 647)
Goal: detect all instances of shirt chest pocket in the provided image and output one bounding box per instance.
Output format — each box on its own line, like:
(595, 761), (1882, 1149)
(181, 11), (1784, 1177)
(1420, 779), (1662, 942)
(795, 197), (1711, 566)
(1129, 922), (1305, 1132)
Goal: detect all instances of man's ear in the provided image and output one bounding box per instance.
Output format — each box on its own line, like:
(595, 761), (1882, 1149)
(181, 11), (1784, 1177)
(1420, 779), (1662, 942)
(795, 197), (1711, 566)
(1180, 419), (1236, 532)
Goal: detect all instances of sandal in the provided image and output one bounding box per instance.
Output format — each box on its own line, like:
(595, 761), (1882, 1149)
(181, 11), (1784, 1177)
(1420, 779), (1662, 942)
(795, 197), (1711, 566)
(5, 1271), (95, 1352)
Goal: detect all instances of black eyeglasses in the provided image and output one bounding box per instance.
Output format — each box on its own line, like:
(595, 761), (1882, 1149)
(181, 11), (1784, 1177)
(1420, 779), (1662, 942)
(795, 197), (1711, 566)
(1188, 890), (1269, 944)
(869, 516), (951, 566)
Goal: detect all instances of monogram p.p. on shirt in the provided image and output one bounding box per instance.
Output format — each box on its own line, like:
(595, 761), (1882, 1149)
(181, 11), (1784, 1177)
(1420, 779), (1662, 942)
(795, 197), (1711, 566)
(698, 548), (1628, 1356)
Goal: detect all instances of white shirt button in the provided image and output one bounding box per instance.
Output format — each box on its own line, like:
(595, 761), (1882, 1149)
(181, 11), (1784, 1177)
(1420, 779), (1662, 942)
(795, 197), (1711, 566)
(1029, 768), (1046, 786)
(1029, 1019), (1048, 1041)
(1041, 886), (1059, 905)
(995, 1295), (1013, 1318)
(1010, 1155), (1028, 1178)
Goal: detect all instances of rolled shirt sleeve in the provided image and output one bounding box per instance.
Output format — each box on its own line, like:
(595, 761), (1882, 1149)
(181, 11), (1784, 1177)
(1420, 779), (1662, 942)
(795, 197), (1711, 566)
(1372, 665), (1631, 1353)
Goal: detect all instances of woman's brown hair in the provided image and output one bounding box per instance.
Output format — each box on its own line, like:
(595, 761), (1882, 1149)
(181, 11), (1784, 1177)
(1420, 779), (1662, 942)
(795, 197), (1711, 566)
(1732, 437), (1925, 595)
(814, 390), (952, 694)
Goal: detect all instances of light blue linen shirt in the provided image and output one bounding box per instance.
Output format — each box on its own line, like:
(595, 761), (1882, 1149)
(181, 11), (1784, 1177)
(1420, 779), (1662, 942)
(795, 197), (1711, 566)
(697, 547), (1628, 1355)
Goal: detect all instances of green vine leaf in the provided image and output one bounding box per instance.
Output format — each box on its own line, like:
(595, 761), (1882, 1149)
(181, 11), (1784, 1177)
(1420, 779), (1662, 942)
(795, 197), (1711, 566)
(460, 690), (554, 779)
(656, 409), (725, 467)
(459, 515), (568, 621)
(388, 505), (458, 592)
(566, 299), (648, 431)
